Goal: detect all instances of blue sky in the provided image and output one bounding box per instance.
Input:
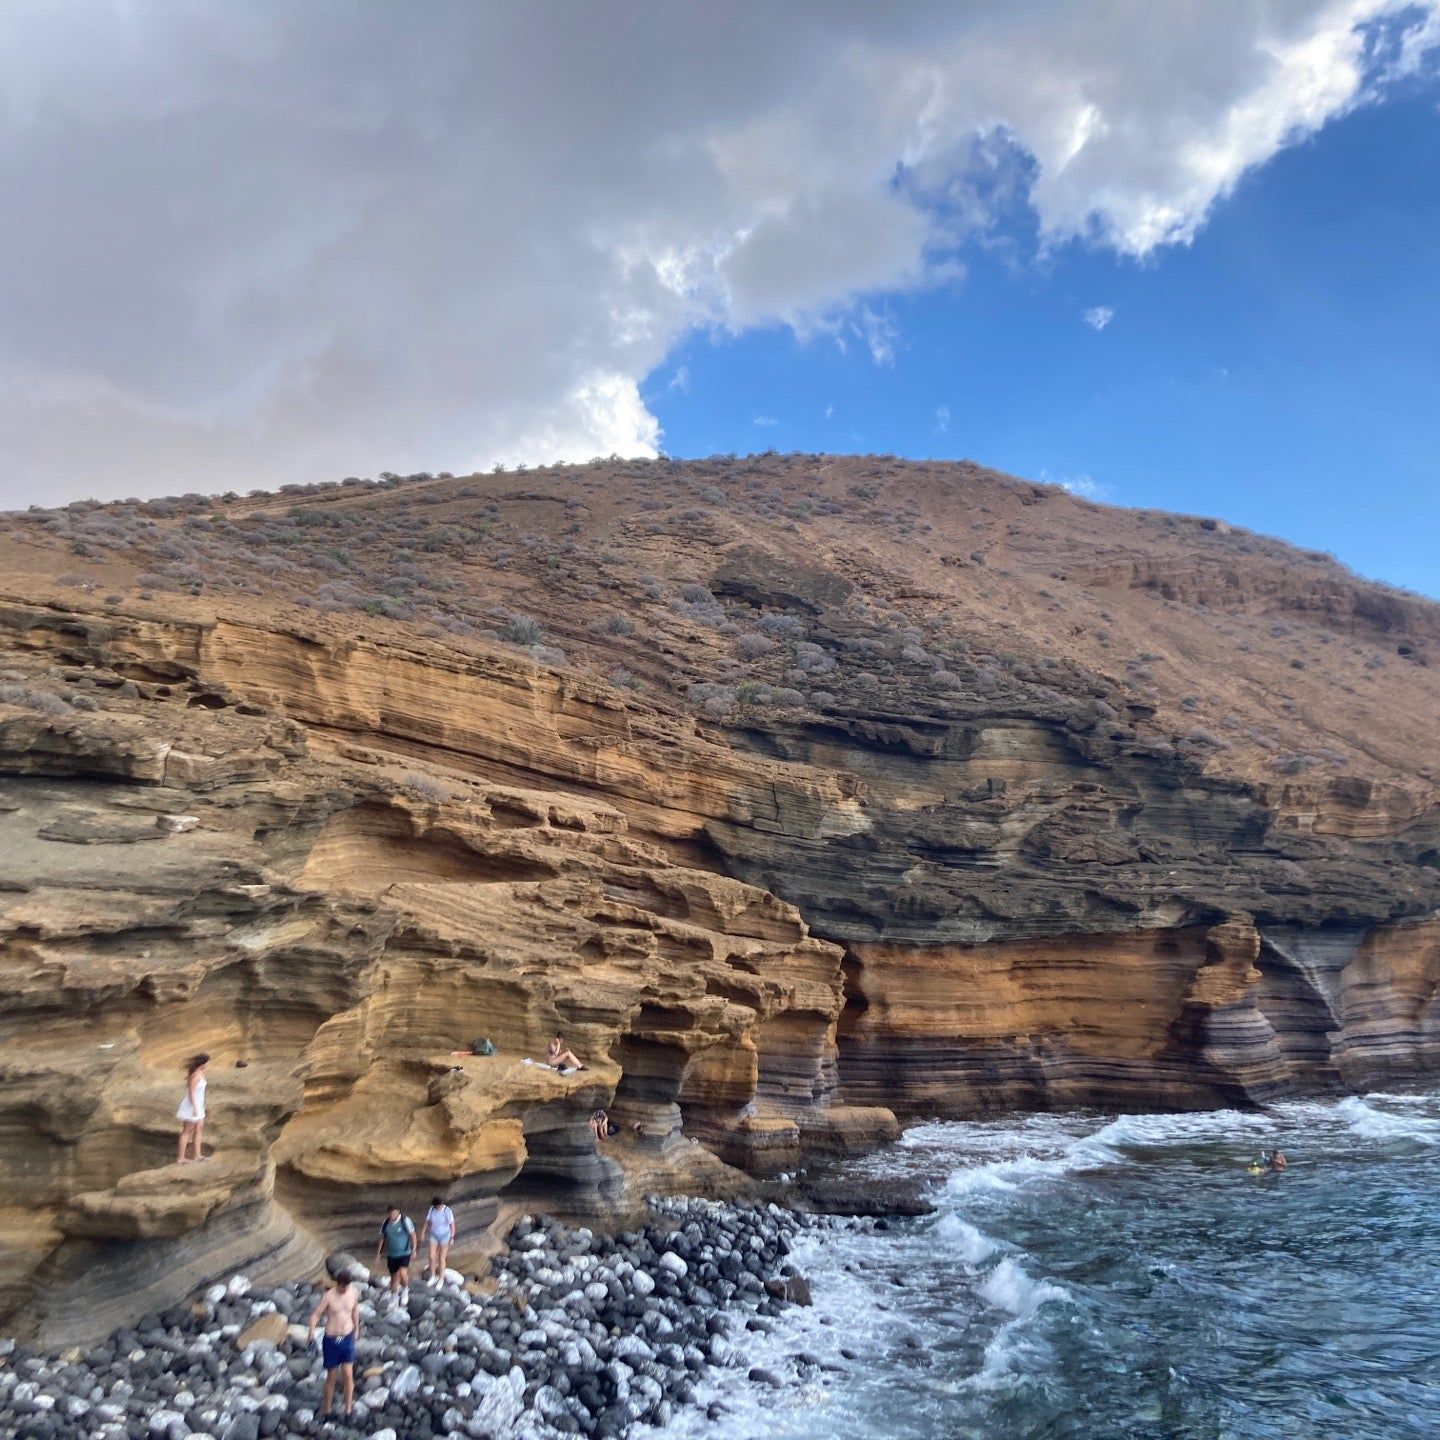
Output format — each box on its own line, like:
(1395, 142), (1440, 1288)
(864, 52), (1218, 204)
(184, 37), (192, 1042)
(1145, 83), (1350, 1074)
(649, 92), (1440, 598)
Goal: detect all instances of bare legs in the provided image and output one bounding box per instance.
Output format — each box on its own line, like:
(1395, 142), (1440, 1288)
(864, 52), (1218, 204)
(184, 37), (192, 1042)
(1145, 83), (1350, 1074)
(177, 1118), (208, 1164)
(321, 1363), (354, 1417)
(428, 1240), (451, 1282)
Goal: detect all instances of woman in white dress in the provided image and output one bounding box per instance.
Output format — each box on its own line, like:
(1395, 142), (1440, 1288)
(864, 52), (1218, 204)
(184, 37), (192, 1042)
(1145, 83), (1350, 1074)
(176, 1053), (210, 1164)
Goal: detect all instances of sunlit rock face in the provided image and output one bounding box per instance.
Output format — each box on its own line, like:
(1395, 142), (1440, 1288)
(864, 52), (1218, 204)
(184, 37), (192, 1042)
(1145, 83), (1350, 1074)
(2, 454), (1438, 1337)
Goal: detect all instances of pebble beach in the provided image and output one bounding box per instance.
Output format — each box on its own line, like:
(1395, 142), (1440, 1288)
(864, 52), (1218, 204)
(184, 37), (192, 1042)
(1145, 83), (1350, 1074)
(0, 1196), (825, 1440)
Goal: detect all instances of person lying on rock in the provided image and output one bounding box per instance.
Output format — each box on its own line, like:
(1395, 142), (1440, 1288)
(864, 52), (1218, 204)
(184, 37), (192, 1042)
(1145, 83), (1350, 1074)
(422, 1195), (457, 1288)
(307, 1270), (360, 1420)
(175, 1053), (210, 1165)
(374, 1203), (417, 1305)
(547, 1034), (585, 1072)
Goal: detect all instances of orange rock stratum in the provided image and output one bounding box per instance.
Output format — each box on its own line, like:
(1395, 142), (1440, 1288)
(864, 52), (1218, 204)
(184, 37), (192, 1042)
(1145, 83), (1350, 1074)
(2, 454), (1437, 1339)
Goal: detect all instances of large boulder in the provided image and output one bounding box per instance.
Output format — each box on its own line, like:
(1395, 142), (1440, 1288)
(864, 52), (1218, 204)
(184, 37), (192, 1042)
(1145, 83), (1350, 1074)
(325, 1252), (368, 1284)
(234, 1313), (289, 1351)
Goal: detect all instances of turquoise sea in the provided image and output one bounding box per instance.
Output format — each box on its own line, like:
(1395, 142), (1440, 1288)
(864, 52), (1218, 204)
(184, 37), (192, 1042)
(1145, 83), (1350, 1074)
(674, 1092), (1440, 1439)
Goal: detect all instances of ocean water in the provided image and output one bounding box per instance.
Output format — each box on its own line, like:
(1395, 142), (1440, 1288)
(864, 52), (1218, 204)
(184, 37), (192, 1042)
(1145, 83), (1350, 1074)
(673, 1091), (1440, 1440)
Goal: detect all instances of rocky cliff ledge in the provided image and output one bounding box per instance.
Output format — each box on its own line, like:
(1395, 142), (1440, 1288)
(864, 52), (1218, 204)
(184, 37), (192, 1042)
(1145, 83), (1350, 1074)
(2, 454), (1438, 1339)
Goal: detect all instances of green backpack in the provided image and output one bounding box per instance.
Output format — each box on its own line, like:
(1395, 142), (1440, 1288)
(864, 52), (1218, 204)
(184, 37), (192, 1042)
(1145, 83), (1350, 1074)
(471, 1038), (496, 1057)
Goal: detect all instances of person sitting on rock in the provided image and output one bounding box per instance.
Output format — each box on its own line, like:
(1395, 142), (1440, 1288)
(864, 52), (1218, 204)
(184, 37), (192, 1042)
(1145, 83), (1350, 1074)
(374, 1203), (417, 1305)
(547, 1034), (585, 1072)
(175, 1053), (210, 1165)
(590, 1108), (610, 1144)
(307, 1270), (360, 1420)
(422, 1195), (457, 1288)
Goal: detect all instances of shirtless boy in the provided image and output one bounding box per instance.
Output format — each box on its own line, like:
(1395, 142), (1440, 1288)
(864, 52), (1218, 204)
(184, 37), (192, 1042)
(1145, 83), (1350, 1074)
(307, 1271), (361, 1419)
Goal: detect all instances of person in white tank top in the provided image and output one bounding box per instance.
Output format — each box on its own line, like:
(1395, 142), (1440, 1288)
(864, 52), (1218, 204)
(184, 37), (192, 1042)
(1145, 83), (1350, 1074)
(176, 1053), (210, 1164)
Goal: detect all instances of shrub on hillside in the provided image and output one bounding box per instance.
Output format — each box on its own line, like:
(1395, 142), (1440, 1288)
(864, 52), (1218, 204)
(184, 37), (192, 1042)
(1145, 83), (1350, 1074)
(0, 685), (72, 716)
(403, 772), (455, 802)
(792, 642), (835, 675)
(500, 615), (541, 646)
(756, 613), (804, 639)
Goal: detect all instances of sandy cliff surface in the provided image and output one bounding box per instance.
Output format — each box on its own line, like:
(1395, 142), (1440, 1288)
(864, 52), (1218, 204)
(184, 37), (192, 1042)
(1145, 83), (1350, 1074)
(2, 453), (1437, 1339)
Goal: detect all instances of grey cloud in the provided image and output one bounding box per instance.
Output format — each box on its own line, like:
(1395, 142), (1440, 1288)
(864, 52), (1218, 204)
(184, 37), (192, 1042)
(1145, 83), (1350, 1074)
(0, 0), (1435, 503)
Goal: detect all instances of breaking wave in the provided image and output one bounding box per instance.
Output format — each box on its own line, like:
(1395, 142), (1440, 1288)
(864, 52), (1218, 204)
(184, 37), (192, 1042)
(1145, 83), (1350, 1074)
(672, 1088), (1440, 1440)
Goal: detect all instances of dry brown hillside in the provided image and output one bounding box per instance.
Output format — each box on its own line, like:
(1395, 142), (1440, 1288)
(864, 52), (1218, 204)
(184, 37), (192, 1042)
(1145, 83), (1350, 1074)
(5, 452), (1438, 795)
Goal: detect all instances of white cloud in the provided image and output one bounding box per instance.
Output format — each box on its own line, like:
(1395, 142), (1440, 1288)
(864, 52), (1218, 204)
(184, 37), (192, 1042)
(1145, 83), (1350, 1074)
(753, 415), (778, 427)
(0, 2), (1435, 502)
(667, 365), (690, 394)
(824, 403), (835, 419)
(1393, 7), (1440, 74)
(1043, 469), (1112, 501)
(1084, 306), (1115, 331)
(935, 404), (951, 433)
(854, 306), (900, 367)
(492, 373), (661, 468)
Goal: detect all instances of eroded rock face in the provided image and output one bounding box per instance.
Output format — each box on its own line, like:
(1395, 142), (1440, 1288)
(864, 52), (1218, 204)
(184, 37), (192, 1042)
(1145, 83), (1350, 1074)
(2, 453), (1439, 1340)
(839, 916), (1440, 1116)
(0, 604), (898, 1340)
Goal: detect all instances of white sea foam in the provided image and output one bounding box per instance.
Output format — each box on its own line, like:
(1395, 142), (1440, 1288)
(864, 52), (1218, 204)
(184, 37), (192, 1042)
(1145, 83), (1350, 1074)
(958, 1258), (1073, 1392)
(1086, 1107), (1270, 1151)
(1363, 1090), (1438, 1107)
(977, 1257), (1070, 1318)
(1335, 1095), (1440, 1143)
(941, 1147), (1092, 1196)
(968, 1322), (1026, 1390)
(933, 1213), (999, 1266)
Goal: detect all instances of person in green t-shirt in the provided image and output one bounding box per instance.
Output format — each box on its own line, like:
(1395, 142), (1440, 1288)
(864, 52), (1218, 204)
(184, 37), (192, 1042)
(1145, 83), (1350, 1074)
(373, 1202), (417, 1304)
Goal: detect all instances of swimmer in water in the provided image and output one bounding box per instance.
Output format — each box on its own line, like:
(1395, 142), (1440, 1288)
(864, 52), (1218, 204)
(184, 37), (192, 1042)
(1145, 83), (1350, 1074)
(1268, 1148), (1288, 1172)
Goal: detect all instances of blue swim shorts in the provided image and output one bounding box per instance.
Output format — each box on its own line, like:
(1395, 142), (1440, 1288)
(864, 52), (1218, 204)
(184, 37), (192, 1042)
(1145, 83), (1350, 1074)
(322, 1332), (355, 1370)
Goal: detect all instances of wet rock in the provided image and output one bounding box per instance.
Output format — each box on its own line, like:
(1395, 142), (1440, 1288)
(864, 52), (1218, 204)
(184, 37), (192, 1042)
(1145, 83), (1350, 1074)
(764, 1274), (812, 1306)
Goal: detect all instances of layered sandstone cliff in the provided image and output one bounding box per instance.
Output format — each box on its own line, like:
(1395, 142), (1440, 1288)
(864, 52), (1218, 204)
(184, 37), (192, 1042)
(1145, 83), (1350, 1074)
(2, 453), (1437, 1339)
